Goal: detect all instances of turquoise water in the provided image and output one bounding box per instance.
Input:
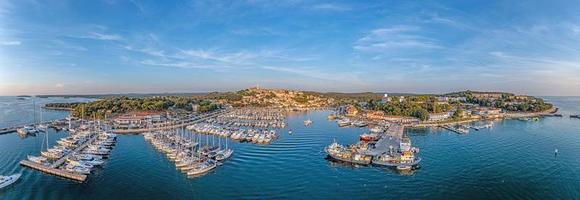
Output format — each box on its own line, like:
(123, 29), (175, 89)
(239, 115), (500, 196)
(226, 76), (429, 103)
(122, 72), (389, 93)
(1, 97), (579, 199)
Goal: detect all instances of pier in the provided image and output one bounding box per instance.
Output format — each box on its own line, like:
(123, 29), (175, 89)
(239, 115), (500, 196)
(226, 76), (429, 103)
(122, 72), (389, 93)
(440, 125), (469, 134)
(20, 129), (115, 182)
(0, 128), (16, 134)
(19, 134), (98, 182)
(19, 160), (87, 182)
(111, 110), (226, 134)
(50, 135), (98, 168)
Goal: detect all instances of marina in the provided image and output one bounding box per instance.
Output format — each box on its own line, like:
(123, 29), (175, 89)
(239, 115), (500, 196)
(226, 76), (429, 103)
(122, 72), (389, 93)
(18, 120), (118, 182)
(1, 104), (579, 199)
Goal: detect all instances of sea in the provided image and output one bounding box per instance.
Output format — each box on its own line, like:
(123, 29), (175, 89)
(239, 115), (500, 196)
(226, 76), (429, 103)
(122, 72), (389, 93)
(0, 96), (579, 200)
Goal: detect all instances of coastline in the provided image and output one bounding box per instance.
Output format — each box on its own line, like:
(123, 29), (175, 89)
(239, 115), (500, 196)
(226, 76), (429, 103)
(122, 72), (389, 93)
(42, 106), (74, 111)
(412, 107), (557, 127)
(503, 107), (558, 118)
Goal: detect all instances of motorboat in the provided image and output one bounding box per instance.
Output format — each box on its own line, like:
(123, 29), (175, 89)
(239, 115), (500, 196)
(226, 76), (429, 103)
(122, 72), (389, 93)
(0, 173), (21, 189)
(27, 155), (47, 164)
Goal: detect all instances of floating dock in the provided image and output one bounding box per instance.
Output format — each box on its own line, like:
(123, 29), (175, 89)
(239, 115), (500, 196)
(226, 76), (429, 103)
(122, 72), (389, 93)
(19, 160), (87, 182)
(440, 125), (469, 134)
(0, 128), (16, 134)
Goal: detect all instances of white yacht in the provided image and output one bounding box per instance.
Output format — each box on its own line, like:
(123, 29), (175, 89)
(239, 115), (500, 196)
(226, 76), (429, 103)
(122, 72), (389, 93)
(0, 173), (21, 189)
(27, 155), (47, 164)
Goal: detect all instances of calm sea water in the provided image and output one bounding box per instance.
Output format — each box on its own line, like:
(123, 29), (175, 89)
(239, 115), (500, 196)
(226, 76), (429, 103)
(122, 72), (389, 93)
(1, 96), (579, 200)
(0, 96), (94, 128)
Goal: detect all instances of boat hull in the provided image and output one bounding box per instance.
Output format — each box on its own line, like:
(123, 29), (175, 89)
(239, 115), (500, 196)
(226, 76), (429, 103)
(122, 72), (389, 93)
(372, 157), (422, 167)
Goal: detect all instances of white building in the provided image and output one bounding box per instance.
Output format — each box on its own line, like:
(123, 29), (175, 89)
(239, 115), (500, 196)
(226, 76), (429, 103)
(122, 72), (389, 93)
(381, 94), (391, 104)
(428, 112), (452, 121)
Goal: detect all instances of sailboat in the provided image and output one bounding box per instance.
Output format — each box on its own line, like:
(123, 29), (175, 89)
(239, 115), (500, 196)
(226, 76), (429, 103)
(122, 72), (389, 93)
(28, 121), (49, 164)
(37, 107), (48, 132)
(216, 137), (233, 161)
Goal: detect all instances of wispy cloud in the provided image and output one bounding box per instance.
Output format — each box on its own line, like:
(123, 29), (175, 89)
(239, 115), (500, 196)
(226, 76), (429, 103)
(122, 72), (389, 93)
(81, 32), (123, 41)
(354, 25), (442, 52)
(309, 3), (350, 12)
(1, 40), (21, 46)
(261, 65), (365, 83)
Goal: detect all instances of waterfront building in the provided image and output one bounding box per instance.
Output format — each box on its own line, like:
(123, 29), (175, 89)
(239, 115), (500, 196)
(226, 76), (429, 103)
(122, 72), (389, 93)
(428, 112), (452, 122)
(381, 94), (391, 104)
(113, 111), (163, 129)
(345, 105), (359, 117)
(471, 92), (504, 99)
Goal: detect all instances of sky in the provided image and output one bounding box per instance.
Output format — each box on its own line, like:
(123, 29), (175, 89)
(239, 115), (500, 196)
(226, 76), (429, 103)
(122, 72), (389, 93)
(1, 0), (580, 96)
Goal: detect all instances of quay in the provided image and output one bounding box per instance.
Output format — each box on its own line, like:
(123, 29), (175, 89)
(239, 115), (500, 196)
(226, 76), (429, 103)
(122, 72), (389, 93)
(367, 124), (405, 156)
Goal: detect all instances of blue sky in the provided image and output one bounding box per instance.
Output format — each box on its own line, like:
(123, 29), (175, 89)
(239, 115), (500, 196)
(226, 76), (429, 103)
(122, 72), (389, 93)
(1, 0), (580, 95)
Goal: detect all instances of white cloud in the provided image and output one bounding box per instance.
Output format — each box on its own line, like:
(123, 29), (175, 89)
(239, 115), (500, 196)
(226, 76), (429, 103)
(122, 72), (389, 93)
(354, 26), (442, 51)
(1, 40), (21, 46)
(55, 83), (64, 89)
(82, 32), (123, 41)
(309, 3), (350, 12)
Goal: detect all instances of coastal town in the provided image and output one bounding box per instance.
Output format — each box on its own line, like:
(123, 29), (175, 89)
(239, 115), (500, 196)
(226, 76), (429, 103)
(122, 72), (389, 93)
(5, 87), (566, 182)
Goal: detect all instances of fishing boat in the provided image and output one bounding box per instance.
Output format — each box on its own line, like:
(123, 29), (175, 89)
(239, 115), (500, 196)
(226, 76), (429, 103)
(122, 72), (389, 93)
(396, 165), (412, 171)
(325, 140), (372, 165)
(372, 152), (422, 167)
(359, 133), (379, 142)
(0, 173), (21, 189)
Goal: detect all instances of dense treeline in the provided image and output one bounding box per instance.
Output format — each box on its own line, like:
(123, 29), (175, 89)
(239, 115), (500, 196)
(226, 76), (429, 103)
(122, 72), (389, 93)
(467, 97), (552, 112)
(364, 96), (453, 121)
(70, 96), (218, 119)
(44, 102), (80, 109)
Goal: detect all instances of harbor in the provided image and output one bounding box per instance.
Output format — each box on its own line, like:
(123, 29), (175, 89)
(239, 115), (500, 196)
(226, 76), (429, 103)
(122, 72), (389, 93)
(325, 123), (422, 171)
(2, 105), (580, 199)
